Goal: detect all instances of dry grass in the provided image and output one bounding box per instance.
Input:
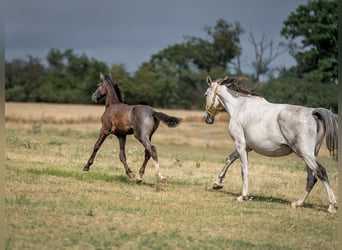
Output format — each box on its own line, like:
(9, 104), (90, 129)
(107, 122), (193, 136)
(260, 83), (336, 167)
(5, 102), (230, 125)
(5, 102), (338, 249)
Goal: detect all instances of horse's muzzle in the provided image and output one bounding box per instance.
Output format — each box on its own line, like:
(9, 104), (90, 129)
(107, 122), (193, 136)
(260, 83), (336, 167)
(205, 115), (215, 124)
(92, 94), (98, 102)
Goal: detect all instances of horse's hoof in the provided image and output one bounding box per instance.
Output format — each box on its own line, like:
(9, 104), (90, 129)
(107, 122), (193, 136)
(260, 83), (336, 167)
(291, 201), (302, 209)
(160, 177), (167, 183)
(128, 173), (136, 179)
(212, 183), (223, 190)
(136, 177), (143, 183)
(328, 204), (337, 214)
(237, 195), (248, 202)
(83, 166), (89, 171)
(291, 202), (298, 209)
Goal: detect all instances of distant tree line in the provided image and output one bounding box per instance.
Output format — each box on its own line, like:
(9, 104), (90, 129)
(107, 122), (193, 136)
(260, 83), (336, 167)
(5, 0), (338, 112)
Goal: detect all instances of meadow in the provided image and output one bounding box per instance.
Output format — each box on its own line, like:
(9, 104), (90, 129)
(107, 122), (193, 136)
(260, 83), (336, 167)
(5, 102), (338, 249)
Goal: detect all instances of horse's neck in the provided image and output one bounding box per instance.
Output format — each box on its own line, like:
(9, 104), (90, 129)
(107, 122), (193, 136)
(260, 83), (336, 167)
(218, 87), (262, 116)
(218, 87), (239, 115)
(105, 84), (120, 107)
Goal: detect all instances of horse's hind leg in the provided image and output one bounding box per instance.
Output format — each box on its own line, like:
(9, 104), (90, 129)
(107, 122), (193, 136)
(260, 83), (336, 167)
(150, 144), (166, 182)
(137, 149), (151, 182)
(294, 156), (337, 213)
(140, 137), (166, 182)
(315, 161), (337, 213)
(83, 133), (108, 171)
(117, 135), (135, 180)
(291, 166), (317, 209)
(213, 150), (239, 189)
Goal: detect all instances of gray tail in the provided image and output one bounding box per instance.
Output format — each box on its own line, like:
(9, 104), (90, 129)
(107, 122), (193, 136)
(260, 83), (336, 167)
(154, 112), (182, 128)
(313, 108), (338, 160)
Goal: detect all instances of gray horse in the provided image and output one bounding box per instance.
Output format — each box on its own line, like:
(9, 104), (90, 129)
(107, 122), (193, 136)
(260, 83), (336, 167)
(204, 76), (338, 213)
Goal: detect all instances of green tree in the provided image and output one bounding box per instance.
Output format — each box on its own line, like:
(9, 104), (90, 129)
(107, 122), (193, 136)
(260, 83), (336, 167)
(281, 0), (337, 83)
(259, 77), (338, 112)
(185, 19), (244, 72)
(151, 44), (190, 74)
(46, 48), (69, 73)
(80, 59), (108, 103)
(109, 64), (133, 103)
(5, 56), (46, 102)
(151, 60), (180, 108)
(6, 49), (109, 104)
(146, 19), (242, 108)
(130, 63), (160, 106)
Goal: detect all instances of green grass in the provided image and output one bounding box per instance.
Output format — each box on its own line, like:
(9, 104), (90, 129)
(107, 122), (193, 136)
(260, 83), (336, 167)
(25, 167), (133, 184)
(5, 123), (338, 249)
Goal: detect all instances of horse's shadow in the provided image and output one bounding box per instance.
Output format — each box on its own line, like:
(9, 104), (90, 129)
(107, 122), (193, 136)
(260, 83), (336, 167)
(208, 189), (328, 212)
(115, 176), (328, 212)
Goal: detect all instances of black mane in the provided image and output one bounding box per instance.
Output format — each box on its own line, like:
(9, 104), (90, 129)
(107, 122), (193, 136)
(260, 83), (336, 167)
(220, 77), (261, 97)
(105, 75), (125, 102)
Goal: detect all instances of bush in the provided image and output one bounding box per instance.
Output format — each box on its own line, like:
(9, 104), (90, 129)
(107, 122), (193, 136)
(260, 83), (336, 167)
(259, 77), (338, 113)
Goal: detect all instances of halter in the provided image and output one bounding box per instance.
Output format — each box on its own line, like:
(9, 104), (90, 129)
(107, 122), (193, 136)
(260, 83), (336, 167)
(205, 82), (223, 117)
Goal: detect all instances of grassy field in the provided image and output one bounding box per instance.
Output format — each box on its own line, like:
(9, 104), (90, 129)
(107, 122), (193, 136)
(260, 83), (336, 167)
(5, 102), (338, 249)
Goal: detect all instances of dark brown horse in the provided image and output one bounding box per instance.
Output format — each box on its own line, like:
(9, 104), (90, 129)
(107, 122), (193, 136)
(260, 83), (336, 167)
(83, 73), (182, 182)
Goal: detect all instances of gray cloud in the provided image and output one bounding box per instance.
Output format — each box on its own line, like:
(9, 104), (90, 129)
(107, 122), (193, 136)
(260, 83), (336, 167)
(5, 0), (306, 73)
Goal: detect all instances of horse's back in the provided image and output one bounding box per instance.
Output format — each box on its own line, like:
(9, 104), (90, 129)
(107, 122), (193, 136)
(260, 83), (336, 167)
(132, 105), (155, 116)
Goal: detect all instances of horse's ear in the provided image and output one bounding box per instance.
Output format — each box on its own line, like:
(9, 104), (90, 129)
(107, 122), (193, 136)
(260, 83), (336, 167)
(108, 72), (113, 80)
(100, 72), (105, 81)
(207, 76), (212, 86)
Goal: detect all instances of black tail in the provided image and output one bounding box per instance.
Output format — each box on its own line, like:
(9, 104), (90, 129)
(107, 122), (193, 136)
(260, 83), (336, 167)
(313, 108), (338, 160)
(154, 112), (182, 128)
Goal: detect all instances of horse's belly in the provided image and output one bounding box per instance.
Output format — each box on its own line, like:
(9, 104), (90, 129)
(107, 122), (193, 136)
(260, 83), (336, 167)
(249, 142), (292, 157)
(113, 127), (134, 135)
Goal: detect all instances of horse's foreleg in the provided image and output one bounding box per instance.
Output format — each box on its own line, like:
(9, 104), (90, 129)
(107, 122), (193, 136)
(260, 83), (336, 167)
(213, 150), (239, 189)
(138, 149), (151, 182)
(117, 135), (135, 180)
(237, 147), (249, 202)
(83, 133), (108, 171)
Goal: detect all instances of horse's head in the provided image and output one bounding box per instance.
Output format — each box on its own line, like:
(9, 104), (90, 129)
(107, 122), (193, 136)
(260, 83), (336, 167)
(204, 76), (223, 124)
(92, 73), (107, 102)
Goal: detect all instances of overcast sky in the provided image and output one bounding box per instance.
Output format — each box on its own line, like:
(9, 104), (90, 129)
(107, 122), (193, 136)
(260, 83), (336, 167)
(5, 0), (307, 75)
